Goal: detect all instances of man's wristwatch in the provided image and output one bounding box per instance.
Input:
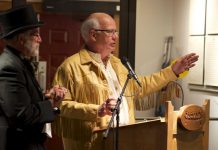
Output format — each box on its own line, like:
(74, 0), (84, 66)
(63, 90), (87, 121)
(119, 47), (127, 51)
(53, 107), (60, 114)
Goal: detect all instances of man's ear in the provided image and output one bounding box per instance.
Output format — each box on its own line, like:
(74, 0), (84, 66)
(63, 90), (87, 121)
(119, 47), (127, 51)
(17, 34), (25, 45)
(90, 30), (97, 41)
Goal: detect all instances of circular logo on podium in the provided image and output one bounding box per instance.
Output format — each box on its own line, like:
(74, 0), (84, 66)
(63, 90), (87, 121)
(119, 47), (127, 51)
(178, 105), (205, 131)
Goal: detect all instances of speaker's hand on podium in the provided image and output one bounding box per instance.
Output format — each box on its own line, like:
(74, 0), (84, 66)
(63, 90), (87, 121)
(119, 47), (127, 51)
(98, 98), (117, 117)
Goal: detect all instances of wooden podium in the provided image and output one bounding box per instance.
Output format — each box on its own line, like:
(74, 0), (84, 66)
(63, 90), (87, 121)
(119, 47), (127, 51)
(93, 100), (209, 150)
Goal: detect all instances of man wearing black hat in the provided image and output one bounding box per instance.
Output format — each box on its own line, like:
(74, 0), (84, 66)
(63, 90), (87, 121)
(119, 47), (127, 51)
(0, 5), (67, 150)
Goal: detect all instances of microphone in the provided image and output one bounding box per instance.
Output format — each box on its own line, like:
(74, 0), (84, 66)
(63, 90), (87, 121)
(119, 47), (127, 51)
(121, 57), (142, 87)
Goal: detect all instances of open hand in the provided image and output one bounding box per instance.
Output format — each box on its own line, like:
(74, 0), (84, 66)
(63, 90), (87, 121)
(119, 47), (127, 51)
(172, 53), (199, 76)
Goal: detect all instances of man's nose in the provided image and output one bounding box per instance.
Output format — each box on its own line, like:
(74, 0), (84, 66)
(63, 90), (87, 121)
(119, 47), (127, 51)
(36, 35), (42, 43)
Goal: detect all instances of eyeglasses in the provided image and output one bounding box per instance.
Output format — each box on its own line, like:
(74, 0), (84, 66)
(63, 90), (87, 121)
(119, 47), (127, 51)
(94, 29), (119, 36)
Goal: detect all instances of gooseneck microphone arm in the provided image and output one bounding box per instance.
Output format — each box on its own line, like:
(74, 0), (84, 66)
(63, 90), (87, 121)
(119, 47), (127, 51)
(121, 57), (142, 87)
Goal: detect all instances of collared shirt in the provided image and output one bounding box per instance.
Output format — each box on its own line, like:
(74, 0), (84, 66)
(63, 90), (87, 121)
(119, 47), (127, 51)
(88, 50), (129, 125)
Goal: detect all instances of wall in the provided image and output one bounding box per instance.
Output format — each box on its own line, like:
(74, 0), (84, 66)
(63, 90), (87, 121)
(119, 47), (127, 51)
(172, 0), (218, 150)
(135, 0), (173, 116)
(135, 0), (218, 149)
(135, 0), (173, 75)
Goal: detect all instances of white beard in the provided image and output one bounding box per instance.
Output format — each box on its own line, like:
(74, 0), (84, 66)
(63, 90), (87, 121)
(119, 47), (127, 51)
(24, 39), (39, 58)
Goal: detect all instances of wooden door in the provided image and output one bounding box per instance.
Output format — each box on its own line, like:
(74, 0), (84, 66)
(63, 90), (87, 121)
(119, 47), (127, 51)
(39, 13), (86, 88)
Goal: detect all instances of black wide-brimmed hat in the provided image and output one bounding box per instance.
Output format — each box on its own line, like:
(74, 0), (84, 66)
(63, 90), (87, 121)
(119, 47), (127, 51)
(0, 5), (44, 39)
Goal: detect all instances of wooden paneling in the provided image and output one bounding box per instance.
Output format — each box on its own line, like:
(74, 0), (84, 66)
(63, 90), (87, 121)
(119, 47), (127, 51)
(94, 120), (167, 150)
(39, 13), (84, 88)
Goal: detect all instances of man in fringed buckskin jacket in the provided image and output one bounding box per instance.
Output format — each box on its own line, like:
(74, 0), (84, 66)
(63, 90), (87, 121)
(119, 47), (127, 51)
(52, 13), (199, 150)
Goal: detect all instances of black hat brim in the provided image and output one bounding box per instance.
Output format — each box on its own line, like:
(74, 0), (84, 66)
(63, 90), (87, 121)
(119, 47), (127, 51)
(0, 21), (44, 39)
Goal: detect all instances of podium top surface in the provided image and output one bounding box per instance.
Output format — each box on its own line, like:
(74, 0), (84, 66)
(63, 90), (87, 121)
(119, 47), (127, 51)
(93, 117), (164, 133)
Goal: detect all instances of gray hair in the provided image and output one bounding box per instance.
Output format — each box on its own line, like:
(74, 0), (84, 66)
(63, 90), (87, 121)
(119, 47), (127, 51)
(80, 17), (100, 43)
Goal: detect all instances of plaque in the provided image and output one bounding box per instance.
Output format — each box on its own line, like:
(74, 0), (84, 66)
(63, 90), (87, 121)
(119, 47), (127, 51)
(178, 104), (205, 131)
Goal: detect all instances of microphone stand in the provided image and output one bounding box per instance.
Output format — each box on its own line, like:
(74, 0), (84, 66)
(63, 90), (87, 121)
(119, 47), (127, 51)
(103, 72), (133, 150)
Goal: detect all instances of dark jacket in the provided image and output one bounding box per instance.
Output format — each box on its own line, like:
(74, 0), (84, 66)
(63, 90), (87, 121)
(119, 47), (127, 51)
(0, 46), (56, 150)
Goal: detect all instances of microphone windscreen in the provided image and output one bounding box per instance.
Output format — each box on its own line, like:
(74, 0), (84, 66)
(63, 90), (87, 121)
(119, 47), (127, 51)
(121, 56), (128, 65)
